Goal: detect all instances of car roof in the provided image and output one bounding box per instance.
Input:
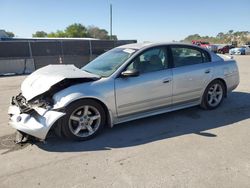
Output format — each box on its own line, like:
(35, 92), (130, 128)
(117, 42), (203, 50)
(117, 42), (223, 62)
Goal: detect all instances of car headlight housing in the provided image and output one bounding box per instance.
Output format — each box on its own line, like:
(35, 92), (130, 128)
(30, 97), (53, 110)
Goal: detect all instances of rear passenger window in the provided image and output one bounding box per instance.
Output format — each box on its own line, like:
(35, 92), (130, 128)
(171, 47), (210, 67)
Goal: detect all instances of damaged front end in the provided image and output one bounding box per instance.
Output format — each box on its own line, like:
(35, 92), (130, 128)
(8, 64), (100, 143)
(8, 93), (65, 142)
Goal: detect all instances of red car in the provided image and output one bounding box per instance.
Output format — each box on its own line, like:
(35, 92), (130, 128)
(217, 45), (234, 54)
(192, 40), (210, 48)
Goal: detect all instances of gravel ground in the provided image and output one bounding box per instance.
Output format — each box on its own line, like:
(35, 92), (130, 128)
(0, 55), (249, 188)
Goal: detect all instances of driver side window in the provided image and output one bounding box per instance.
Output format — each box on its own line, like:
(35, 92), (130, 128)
(127, 47), (168, 74)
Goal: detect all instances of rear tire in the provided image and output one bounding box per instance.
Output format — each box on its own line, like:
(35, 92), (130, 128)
(201, 80), (225, 110)
(61, 99), (106, 141)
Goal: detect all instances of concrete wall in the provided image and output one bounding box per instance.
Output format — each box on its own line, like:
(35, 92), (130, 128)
(0, 58), (35, 75)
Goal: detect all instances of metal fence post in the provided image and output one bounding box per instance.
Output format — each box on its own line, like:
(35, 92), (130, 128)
(89, 40), (92, 62)
(60, 40), (64, 64)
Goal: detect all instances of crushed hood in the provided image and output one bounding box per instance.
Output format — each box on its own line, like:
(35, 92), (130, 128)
(21, 65), (100, 101)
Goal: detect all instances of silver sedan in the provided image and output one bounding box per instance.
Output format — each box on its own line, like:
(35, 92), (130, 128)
(8, 43), (239, 141)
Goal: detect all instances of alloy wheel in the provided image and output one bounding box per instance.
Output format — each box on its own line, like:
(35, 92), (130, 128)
(68, 105), (101, 138)
(207, 83), (223, 107)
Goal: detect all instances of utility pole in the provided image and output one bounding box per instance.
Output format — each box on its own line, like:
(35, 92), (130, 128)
(110, 3), (113, 40)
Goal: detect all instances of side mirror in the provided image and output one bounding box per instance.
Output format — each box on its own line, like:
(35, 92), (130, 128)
(121, 69), (139, 77)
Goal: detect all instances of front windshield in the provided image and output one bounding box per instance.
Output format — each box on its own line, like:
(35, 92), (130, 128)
(82, 48), (136, 77)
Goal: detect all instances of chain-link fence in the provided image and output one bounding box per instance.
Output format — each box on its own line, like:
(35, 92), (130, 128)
(0, 39), (136, 75)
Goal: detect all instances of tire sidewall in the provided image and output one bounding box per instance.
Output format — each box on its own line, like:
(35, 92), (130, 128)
(201, 80), (225, 110)
(62, 99), (106, 141)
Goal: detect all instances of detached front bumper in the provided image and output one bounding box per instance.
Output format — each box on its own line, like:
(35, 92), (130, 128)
(8, 105), (65, 140)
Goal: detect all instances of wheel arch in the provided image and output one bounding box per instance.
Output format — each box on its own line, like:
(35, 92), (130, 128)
(64, 97), (113, 128)
(211, 78), (227, 97)
(200, 78), (227, 110)
(203, 78), (227, 99)
(50, 96), (113, 138)
(80, 97), (112, 127)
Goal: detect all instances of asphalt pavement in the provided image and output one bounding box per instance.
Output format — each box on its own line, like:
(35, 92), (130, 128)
(0, 55), (249, 188)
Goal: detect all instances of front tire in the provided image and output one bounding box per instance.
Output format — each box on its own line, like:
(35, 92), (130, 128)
(61, 99), (106, 141)
(201, 80), (225, 110)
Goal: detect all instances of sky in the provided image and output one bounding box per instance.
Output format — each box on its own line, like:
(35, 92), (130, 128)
(0, 0), (249, 42)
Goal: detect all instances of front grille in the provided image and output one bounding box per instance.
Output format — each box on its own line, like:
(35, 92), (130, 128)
(11, 93), (33, 113)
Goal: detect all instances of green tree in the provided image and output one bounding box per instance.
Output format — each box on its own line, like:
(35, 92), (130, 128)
(182, 34), (201, 42)
(228, 30), (234, 35)
(64, 23), (88, 38)
(32, 31), (47, 37)
(46, 32), (56, 38)
(47, 30), (67, 38)
(87, 26), (109, 39)
(216, 32), (224, 39)
(32, 23), (118, 39)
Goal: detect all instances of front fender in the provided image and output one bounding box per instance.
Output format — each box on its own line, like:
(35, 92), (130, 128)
(52, 87), (109, 110)
(52, 84), (116, 126)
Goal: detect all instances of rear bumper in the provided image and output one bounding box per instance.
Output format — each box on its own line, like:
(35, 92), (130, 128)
(225, 73), (240, 93)
(8, 105), (65, 140)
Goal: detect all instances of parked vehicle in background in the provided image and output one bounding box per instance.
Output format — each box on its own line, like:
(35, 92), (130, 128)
(8, 43), (239, 141)
(206, 44), (218, 53)
(192, 40), (217, 53)
(229, 45), (250, 55)
(192, 40), (210, 48)
(217, 45), (234, 54)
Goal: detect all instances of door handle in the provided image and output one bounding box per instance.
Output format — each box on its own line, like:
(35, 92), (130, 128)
(163, 78), (172, 83)
(205, 69), (211, 74)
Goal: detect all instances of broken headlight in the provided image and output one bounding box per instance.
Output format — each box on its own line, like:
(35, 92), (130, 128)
(12, 93), (53, 112)
(29, 97), (53, 110)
